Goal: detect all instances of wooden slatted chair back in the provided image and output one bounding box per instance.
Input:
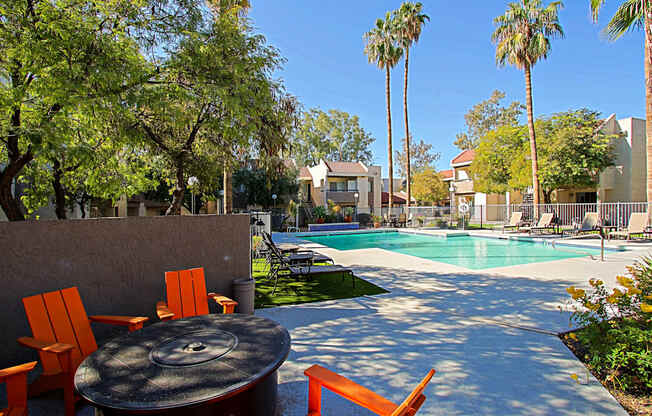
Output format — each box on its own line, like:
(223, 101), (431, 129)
(389, 369), (436, 416)
(22, 288), (97, 375)
(165, 268), (210, 319)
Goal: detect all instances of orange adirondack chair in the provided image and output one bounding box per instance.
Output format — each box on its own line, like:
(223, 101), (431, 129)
(304, 365), (435, 416)
(156, 267), (238, 320)
(0, 361), (37, 416)
(17, 287), (148, 416)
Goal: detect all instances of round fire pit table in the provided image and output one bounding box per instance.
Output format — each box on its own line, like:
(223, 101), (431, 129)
(75, 314), (291, 416)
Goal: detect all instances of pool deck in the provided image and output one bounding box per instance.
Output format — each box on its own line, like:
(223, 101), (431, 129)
(17, 228), (651, 415)
(262, 229), (652, 415)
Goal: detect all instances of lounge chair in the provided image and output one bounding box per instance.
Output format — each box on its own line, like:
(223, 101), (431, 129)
(501, 212), (524, 233)
(398, 213), (407, 227)
(562, 212), (600, 237)
(304, 364), (435, 416)
(267, 242), (354, 294)
(0, 361), (37, 416)
(156, 267), (238, 320)
(609, 212), (649, 240)
(18, 287), (148, 416)
(522, 213), (556, 234)
(262, 232), (333, 264)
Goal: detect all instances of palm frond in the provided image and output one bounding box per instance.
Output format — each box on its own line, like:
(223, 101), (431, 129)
(604, 0), (645, 40)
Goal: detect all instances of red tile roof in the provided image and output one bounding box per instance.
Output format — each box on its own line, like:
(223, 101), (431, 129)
(298, 167), (312, 180)
(451, 149), (475, 165)
(324, 161), (367, 174)
(382, 192), (407, 204)
(439, 169), (454, 180)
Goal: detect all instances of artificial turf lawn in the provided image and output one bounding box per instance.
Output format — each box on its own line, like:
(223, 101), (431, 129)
(252, 258), (388, 308)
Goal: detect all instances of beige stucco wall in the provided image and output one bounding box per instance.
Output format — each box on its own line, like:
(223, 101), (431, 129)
(628, 118), (647, 202)
(0, 214), (251, 367)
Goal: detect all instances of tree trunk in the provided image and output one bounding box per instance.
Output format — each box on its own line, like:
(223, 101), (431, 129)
(645, 7), (652, 215)
(0, 160), (29, 221)
(166, 160), (185, 216)
(403, 47), (411, 210)
(0, 106), (32, 221)
(542, 189), (551, 204)
(386, 66), (394, 210)
(524, 65), (540, 219)
(52, 159), (67, 220)
(223, 168), (233, 214)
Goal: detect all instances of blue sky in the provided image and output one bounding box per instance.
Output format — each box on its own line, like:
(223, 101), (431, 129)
(249, 1), (645, 176)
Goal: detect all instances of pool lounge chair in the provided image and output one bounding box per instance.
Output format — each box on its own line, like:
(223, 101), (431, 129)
(261, 232), (333, 264)
(266, 242), (354, 294)
(523, 213), (556, 234)
(501, 212), (524, 233)
(609, 212), (649, 240)
(562, 212), (600, 237)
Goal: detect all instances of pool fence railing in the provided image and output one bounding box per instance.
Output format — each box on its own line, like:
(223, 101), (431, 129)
(396, 202), (651, 229)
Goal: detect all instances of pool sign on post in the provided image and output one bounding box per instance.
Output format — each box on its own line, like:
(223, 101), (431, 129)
(459, 202), (470, 230)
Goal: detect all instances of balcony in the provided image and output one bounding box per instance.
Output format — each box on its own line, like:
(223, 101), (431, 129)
(325, 190), (359, 204)
(453, 180), (474, 195)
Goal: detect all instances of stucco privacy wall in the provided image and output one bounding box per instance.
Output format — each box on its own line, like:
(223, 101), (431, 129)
(0, 214), (250, 367)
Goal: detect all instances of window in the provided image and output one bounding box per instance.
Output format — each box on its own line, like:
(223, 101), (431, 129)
(457, 169), (469, 180)
(329, 181), (346, 191)
(576, 192), (597, 203)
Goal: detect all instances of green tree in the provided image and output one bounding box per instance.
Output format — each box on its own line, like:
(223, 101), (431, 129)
(393, 1), (429, 209)
(364, 13), (403, 209)
(454, 90), (525, 150)
(411, 168), (448, 204)
(589, 0), (652, 209)
(233, 166), (298, 209)
(470, 124), (529, 194)
(0, 0), (203, 220)
(292, 108), (375, 166)
(492, 0), (564, 215)
(471, 109), (616, 203)
(20, 109), (158, 219)
(394, 135), (441, 178)
(537, 109), (616, 202)
(124, 15), (284, 215)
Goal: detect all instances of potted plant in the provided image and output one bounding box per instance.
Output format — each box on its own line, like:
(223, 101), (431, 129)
(372, 215), (382, 228)
(416, 216), (425, 227)
(343, 207), (354, 222)
(313, 206), (327, 223)
(204, 194), (218, 214)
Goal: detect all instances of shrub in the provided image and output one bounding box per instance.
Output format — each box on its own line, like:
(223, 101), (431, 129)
(435, 218), (447, 228)
(566, 256), (652, 393)
(358, 213), (371, 226)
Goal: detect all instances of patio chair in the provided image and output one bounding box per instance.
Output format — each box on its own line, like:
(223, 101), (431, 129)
(262, 232), (333, 264)
(0, 361), (37, 416)
(18, 287), (148, 416)
(609, 212), (649, 240)
(156, 267), (238, 320)
(562, 212), (600, 237)
(267, 242), (355, 294)
(501, 211), (524, 233)
(398, 213), (407, 227)
(304, 364), (435, 416)
(522, 213), (556, 234)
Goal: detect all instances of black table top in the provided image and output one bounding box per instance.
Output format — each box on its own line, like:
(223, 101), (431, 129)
(74, 314), (291, 412)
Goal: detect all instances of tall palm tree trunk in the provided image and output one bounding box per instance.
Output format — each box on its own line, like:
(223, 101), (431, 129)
(386, 66), (394, 210)
(645, 6), (652, 215)
(524, 65), (540, 219)
(403, 47), (411, 210)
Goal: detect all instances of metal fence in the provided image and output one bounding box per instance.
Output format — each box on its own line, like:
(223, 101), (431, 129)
(401, 202), (650, 229)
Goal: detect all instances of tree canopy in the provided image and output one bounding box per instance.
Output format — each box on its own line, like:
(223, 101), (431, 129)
(411, 168), (448, 204)
(394, 135), (440, 178)
(471, 109), (616, 202)
(454, 90), (524, 150)
(292, 108), (375, 166)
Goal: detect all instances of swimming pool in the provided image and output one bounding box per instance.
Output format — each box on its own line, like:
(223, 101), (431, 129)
(302, 232), (605, 270)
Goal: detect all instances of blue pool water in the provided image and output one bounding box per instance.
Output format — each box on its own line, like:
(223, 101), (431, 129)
(302, 232), (605, 270)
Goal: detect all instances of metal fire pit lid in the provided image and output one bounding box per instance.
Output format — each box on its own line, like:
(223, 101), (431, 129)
(150, 329), (237, 367)
(74, 314), (291, 412)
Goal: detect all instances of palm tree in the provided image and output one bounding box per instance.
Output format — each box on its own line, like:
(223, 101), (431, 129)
(492, 0), (563, 217)
(393, 2), (429, 210)
(364, 13), (403, 210)
(589, 1), (652, 210)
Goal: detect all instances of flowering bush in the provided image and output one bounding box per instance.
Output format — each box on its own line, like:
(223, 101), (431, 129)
(566, 257), (652, 393)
